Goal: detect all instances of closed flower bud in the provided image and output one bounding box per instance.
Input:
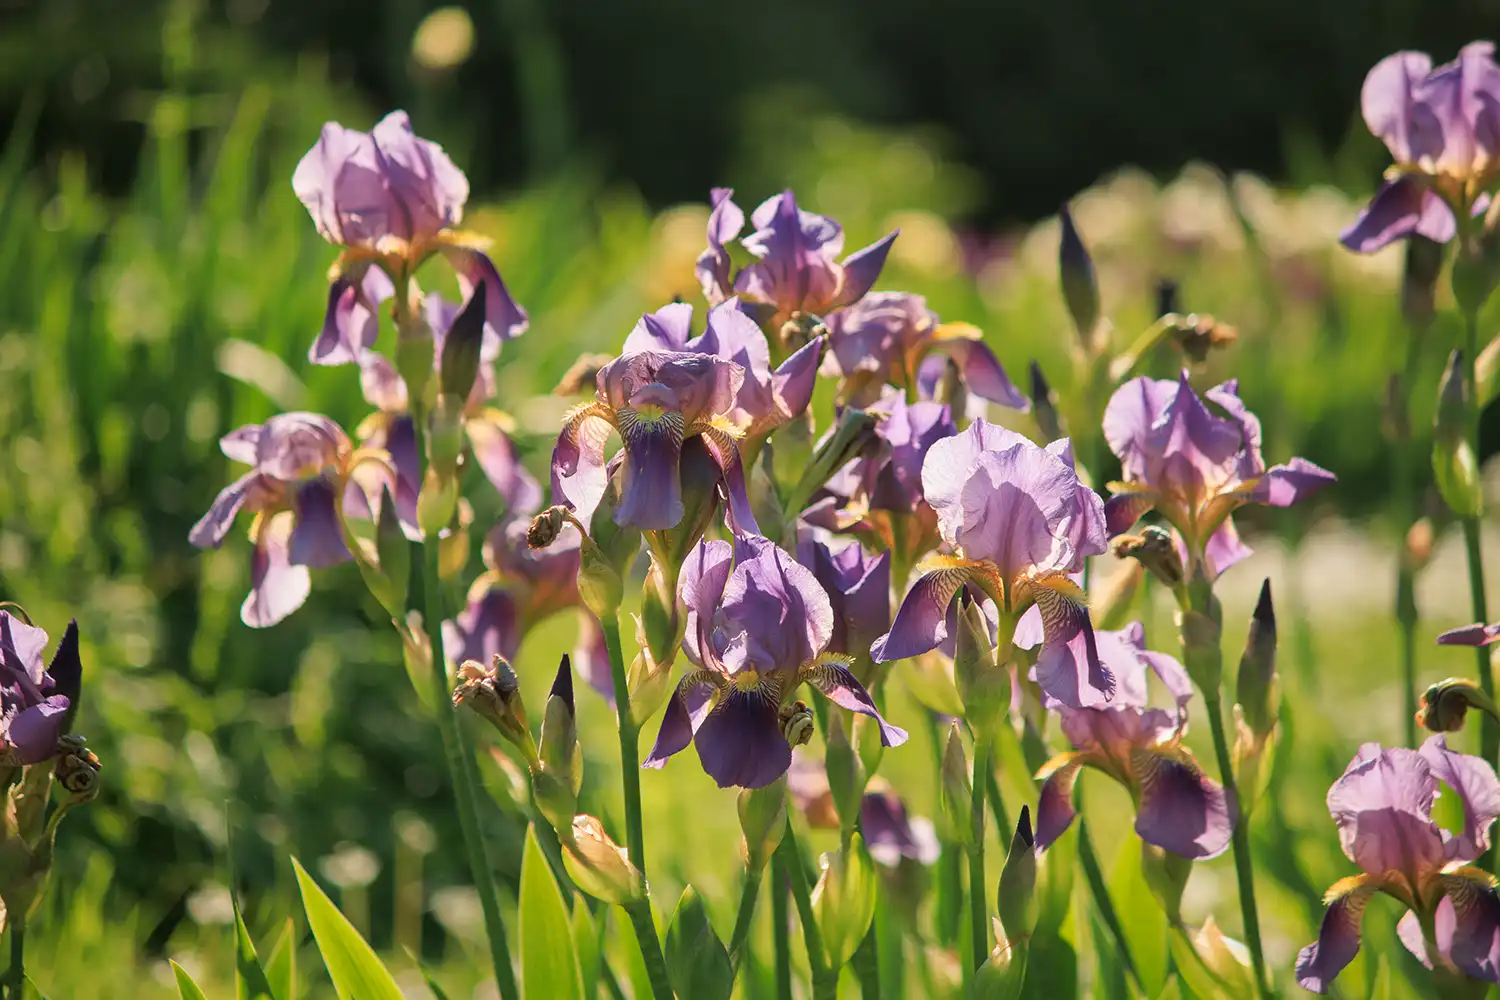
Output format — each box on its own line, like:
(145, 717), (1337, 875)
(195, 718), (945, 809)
(1404, 517), (1435, 572)
(1029, 361), (1064, 442)
(638, 559), (683, 670)
(1141, 840), (1194, 925)
(438, 279), (486, 400)
(437, 497), (472, 580)
(1176, 570), (1223, 692)
(1417, 677), (1500, 733)
(416, 464), (458, 539)
(974, 922), (1028, 1000)
(997, 806), (1037, 947)
(788, 408), (880, 516)
(535, 657), (582, 832)
(1193, 916), (1255, 997)
(737, 776), (788, 873)
(769, 411), (816, 499)
(665, 885), (733, 1000)
(1092, 561), (1144, 632)
(1058, 203), (1100, 346)
(626, 645), (673, 731)
(939, 723), (974, 847)
(562, 814), (646, 906)
(954, 595), (1007, 745)
(428, 393), (466, 482)
(371, 485), (410, 616)
(1433, 349), (1483, 519)
(811, 834), (878, 969)
(1401, 234), (1442, 333)
(825, 714), (865, 836)
(1111, 526), (1184, 590)
(1235, 579), (1278, 738)
(453, 656), (537, 768)
(399, 610), (434, 706)
(394, 313), (435, 408)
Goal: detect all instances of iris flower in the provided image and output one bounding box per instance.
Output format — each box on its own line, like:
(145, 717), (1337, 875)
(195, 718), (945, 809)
(797, 537), (891, 683)
(871, 419), (1113, 709)
(1102, 373), (1334, 580)
(294, 110), (526, 364)
(1296, 736), (1500, 992)
(1342, 43), (1500, 253)
(0, 613), (75, 765)
(644, 535), (907, 788)
(1033, 622), (1233, 859)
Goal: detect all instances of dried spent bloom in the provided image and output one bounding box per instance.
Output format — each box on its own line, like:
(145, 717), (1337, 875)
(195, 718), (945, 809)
(1033, 622), (1232, 859)
(786, 752), (938, 867)
(1343, 43), (1500, 253)
(1102, 373), (1334, 581)
(622, 299), (823, 447)
(644, 536), (906, 788)
(697, 188), (897, 329)
(872, 419), (1113, 709)
(823, 292), (1026, 411)
(189, 413), (371, 627)
(1417, 677), (1500, 734)
(0, 613), (73, 765)
(1296, 736), (1500, 992)
(552, 348), (756, 533)
(295, 111), (526, 364)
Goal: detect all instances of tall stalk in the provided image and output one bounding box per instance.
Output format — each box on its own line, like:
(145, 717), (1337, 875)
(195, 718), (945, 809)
(771, 853), (793, 1000)
(966, 740), (991, 979)
(1461, 311), (1496, 773)
(780, 824), (838, 1000)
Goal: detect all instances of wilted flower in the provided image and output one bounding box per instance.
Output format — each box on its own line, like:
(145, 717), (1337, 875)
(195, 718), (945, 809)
(644, 536), (907, 788)
(552, 348), (757, 533)
(796, 537), (890, 683)
(697, 189), (897, 330)
(295, 111), (526, 361)
(786, 752), (938, 867)
(621, 299), (823, 449)
(1342, 43), (1500, 253)
(872, 419), (1113, 709)
(0, 613), (73, 765)
(189, 413), (372, 627)
(1033, 623), (1232, 859)
(822, 292), (1026, 411)
(1102, 373), (1334, 580)
(1296, 736), (1500, 992)
(357, 291), (539, 529)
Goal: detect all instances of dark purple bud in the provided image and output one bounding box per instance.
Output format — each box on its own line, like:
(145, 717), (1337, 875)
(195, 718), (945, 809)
(1058, 203), (1100, 342)
(47, 620), (82, 736)
(439, 278), (487, 399)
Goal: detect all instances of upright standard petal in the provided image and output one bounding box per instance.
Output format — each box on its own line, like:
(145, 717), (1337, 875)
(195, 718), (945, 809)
(1326, 743), (1447, 878)
(1361, 51), (1435, 164)
(696, 188), (745, 305)
(679, 539), (734, 668)
(1419, 734), (1500, 862)
(720, 536), (833, 673)
(369, 110), (469, 240)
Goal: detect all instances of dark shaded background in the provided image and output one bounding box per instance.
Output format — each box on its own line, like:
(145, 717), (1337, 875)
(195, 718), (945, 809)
(4, 0), (1500, 223)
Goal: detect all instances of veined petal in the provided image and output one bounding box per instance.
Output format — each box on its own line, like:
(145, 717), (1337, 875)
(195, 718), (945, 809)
(1295, 874), (1379, 993)
(926, 330), (1028, 409)
(870, 559), (980, 662)
(616, 407), (686, 530)
(722, 535), (833, 671)
(550, 403), (615, 527)
(289, 478), (353, 569)
(189, 471), (259, 549)
(1439, 867), (1500, 984)
(804, 657), (908, 747)
(643, 670), (719, 768)
(700, 423), (760, 535)
(1028, 574), (1115, 708)
(679, 539), (734, 669)
(693, 687), (792, 789)
(1034, 753), (1086, 851)
(243, 511), (312, 628)
(1327, 742), (1447, 878)
(1419, 734), (1500, 863)
(1131, 746), (1234, 859)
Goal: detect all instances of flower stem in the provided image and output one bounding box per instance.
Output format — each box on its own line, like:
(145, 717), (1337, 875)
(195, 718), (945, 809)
(771, 852), (793, 1000)
(1393, 326), (1424, 750)
(1203, 690), (1270, 998)
(623, 900), (676, 1000)
(780, 823), (837, 1000)
(728, 864), (764, 966)
(420, 518), (519, 1000)
(600, 614), (648, 877)
(966, 740), (991, 980)
(1077, 817), (1142, 992)
(1461, 310), (1497, 790)
(852, 924), (880, 997)
(3, 922), (22, 1000)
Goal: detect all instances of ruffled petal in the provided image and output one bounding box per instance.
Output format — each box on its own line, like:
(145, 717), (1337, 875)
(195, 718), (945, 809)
(696, 188), (744, 305)
(1326, 742), (1447, 878)
(242, 511), (312, 628)
(805, 660), (908, 747)
(1295, 874), (1378, 993)
(721, 535), (833, 672)
(679, 539), (735, 669)
(1419, 734), (1500, 863)
(623, 302), (695, 354)
(1132, 747), (1234, 859)
(550, 404), (615, 527)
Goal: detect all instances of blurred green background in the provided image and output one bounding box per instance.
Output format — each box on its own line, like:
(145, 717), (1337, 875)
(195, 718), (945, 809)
(5, 0), (1500, 996)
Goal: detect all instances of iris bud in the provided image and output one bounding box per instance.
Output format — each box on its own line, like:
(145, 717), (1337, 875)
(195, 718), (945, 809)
(416, 465), (458, 540)
(626, 643), (673, 730)
(638, 558), (683, 671)
(1235, 579), (1278, 738)
(737, 776), (788, 873)
(811, 834), (878, 968)
(939, 723), (974, 847)
(665, 886), (733, 1000)
(399, 610), (434, 708)
(453, 656), (538, 769)
(535, 657), (582, 833)
(997, 806), (1037, 947)
(786, 408), (879, 517)
(974, 923), (1028, 1000)
(934, 357), (968, 423)
(371, 485), (410, 615)
(394, 311), (435, 411)
(562, 814), (646, 905)
(1092, 561), (1144, 632)
(1177, 567), (1223, 692)
(1058, 203), (1100, 347)
(1028, 361), (1064, 442)
(954, 595), (1007, 745)
(438, 279), (486, 400)
(824, 714), (865, 837)
(1418, 677), (1500, 733)
(1434, 349), (1483, 518)
(1141, 840), (1194, 925)
(437, 498), (472, 580)
(769, 411), (817, 502)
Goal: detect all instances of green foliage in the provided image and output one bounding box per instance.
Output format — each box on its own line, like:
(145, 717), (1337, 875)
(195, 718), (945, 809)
(291, 858), (403, 1000)
(172, 962), (212, 1000)
(519, 826), (583, 1000)
(1108, 836), (1168, 997)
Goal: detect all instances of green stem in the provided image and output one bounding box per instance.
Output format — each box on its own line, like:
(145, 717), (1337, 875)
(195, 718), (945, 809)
(1077, 818), (1143, 992)
(624, 900), (676, 1000)
(420, 495), (519, 1000)
(1393, 328), (1422, 750)
(1203, 691), (1270, 998)
(966, 740), (991, 980)
(852, 925), (880, 997)
(728, 865), (765, 966)
(600, 615), (648, 879)
(4, 922), (21, 1000)
(771, 852), (793, 1000)
(1462, 310), (1497, 791)
(780, 823), (836, 1000)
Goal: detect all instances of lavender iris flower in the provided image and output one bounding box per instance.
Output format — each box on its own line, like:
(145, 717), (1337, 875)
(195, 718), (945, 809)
(0, 613), (73, 765)
(872, 419), (1113, 709)
(1033, 623), (1232, 859)
(1342, 43), (1500, 253)
(697, 189), (897, 327)
(357, 292), (539, 530)
(644, 536), (907, 788)
(797, 537), (891, 683)
(823, 292), (1026, 411)
(294, 110), (526, 365)
(1296, 736), (1500, 992)
(1102, 373), (1334, 580)
(786, 752), (939, 866)
(621, 299), (823, 448)
(804, 390), (956, 571)
(551, 347), (757, 533)
(189, 413), (367, 627)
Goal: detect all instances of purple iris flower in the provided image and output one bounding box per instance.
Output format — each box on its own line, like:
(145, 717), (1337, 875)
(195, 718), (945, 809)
(822, 292), (1026, 411)
(1296, 736), (1500, 992)
(444, 515), (614, 701)
(1342, 43), (1500, 253)
(189, 413), (368, 627)
(796, 537), (891, 682)
(871, 419), (1113, 709)
(621, 299), (823, 447)
(696, 188), (897, 326)
(644, 535), (907, 788)
(803, 390), (956, 572)
(294, 111), (526, 366)
(786, 751), (939, 866)
(357, 291), (539, 530)
(0, 613), (73, 765)
(1032, 622), (1232, 859)
(551, 348), (757, 533)
(1102, 373), (1334, 580)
